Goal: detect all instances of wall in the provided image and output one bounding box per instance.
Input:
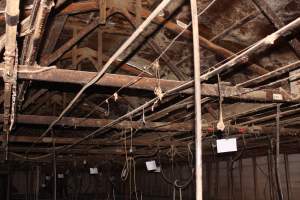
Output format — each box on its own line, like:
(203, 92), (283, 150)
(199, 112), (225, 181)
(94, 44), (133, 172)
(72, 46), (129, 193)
(4, 153), (300, 199)
(204, 154), (299, 200)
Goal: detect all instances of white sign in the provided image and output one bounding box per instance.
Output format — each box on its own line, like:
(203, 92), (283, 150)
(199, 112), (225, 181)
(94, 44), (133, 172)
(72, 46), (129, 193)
(216, 138), (237, 153)
(58, 174), (64, 179)
(90, 168), (98, 175)
(273, 93), (283, 101)
(146, 160), (157, 171)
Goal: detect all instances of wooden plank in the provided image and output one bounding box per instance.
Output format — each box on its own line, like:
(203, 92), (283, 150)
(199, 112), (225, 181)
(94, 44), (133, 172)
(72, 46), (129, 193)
(42, 15), (68, 55)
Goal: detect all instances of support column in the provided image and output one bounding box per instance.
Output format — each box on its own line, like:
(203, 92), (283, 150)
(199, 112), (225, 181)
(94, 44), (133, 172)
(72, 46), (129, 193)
(190, 0), (202, 199)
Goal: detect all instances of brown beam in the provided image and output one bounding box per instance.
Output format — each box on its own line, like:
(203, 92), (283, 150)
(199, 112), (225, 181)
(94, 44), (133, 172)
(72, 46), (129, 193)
(41, 15), (68, 55)
(3, 66), (296, 103)
(0, 135), (183, 147)
(1, 127), (300, 147)
(1, 114), (192, 132)
(0, 113), (299, 138)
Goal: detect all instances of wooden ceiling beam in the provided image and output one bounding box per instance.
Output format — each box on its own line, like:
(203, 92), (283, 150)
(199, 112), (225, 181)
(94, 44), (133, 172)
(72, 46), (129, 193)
(58, 1), (269, 75)
(0, 66), (295, 103)
(1, 126), (300, 145)
(0, 114), (192, 132)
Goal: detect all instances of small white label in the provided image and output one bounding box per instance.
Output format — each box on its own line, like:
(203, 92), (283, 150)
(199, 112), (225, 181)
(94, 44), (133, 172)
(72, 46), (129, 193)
(146, 160), (157, 171)
(176, 20), (188, 29)
(216, 138), (237, 153)
(273, 93), (283, 100)
(58, 174), (64, 179)
(45, 176), (51, 181)
(90, 168), (98, 175)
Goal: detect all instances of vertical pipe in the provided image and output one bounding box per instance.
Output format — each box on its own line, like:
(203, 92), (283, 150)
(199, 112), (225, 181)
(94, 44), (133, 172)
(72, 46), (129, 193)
(239, 159), (243, 200)
(36, 166), (40, 200)
(227, 161), (231, 200)
(214, 161), (219, 199)
(6, 164), (10, 200)
(275, 104), (283, 200)
(190, 0), (202, 199)
(284, 154), (291, 200)
(267, 151), (274, 200)
(53, 141), (57, 200)
(206, 162), (211, 199)
(252, 157), (257, 200)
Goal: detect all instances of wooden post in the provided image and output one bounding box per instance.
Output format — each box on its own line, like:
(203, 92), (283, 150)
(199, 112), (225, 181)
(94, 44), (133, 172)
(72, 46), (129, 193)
(36, 166), (40, 200)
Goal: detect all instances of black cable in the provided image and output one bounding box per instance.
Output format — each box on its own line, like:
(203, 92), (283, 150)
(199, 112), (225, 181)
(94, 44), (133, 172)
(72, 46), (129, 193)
(157, 152), (194, 189)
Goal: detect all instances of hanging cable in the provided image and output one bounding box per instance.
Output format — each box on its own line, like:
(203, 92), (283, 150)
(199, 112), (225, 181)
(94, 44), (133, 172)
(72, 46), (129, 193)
(275, 104), (283, 200)
(216, 74), (225, 131)
(121, 129), (139, 200)
(158, 151), (194, 189)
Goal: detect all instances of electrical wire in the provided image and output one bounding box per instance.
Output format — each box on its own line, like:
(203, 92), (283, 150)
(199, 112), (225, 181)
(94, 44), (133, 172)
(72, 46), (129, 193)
(15, 0), (220, 160)
(25, 0), (174, 155)
(158, 151), (194, 189)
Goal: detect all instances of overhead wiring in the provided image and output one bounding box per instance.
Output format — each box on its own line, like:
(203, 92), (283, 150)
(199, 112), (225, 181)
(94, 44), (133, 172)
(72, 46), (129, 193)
(16, 0), (220, 160)
(24, 0), (174, 155)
